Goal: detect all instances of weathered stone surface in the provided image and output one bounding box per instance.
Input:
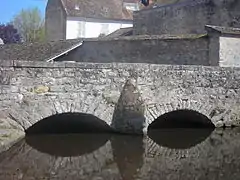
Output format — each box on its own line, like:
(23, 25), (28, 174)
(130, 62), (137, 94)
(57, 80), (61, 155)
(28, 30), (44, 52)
(0, 129), (24, 154)
(0, 114), (25, 154)
(0, 60), (240, 134)
(111, 79), (146, 134)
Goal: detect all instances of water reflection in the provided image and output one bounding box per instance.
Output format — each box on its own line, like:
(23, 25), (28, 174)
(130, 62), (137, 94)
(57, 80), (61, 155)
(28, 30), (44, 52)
(111, 135), (144, 180)
(25, 133), (111, 157)
(1, 130), (240, 180)
(148, 128), (214, 149)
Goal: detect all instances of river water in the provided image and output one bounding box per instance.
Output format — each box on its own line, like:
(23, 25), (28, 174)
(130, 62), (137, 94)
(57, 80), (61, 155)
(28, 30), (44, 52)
(0, 128), (240, 180)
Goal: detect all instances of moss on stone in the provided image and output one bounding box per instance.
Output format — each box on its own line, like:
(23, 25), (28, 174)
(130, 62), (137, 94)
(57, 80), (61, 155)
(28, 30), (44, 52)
(30, 85), (50, 94)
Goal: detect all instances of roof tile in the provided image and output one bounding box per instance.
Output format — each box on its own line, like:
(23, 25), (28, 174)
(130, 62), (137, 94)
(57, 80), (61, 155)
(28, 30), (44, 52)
(61, 0), (133, 20)
(0, 39), (82, 61)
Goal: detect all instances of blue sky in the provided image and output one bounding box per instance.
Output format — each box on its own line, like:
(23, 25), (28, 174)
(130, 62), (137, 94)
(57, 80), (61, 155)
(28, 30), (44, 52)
(0, 0), (47, 24)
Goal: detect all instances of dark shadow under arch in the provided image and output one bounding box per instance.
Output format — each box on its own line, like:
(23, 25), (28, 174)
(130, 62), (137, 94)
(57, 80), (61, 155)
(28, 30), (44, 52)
(148, 128), (213, 149)
(25, 112), (114, 135)
(25, 133), (111, 157)
(148, 109), (215, 130)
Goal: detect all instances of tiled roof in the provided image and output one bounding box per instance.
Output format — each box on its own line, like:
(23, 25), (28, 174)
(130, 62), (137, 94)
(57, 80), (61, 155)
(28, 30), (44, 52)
(61, 0), (133, 20)
(141, 0), (210, 11)
(0, 39), (83, 61)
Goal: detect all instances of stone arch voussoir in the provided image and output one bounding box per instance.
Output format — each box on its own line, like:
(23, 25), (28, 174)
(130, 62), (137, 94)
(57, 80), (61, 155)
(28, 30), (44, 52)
(145, 100), (215, 127)
(6, 93), (115, 131)
(209, 104), (240, 128)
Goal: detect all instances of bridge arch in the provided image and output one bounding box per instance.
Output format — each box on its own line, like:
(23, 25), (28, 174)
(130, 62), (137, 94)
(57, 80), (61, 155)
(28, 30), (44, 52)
(144, 100), (220, 128)
(25, 112), (114, 135)
(148, 109), (215, 129)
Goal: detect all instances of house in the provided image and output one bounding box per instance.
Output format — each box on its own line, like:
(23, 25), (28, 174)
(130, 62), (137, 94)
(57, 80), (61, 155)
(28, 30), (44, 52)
(2, 0), (240, 67)
(45, 0), (137, 41)
(1, 25), (240, 67)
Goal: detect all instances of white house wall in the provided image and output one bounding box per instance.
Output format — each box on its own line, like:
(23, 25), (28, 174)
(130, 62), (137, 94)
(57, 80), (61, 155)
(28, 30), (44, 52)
(66, 18), (133, 39)
(219, 37), (240, 67)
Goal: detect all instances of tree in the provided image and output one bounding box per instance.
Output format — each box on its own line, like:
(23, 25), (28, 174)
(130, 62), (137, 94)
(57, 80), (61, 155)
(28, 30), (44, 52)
(12, 7), (45, 43)
(0, 24), (21, 44)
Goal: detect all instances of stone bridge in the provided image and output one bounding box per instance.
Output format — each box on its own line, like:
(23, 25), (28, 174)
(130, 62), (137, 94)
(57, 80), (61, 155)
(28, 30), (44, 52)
(1, 60), (240, 135)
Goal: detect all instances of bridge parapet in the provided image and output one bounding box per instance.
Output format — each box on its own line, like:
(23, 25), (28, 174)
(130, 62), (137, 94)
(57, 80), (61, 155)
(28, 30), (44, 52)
(1, 60), (240, 133)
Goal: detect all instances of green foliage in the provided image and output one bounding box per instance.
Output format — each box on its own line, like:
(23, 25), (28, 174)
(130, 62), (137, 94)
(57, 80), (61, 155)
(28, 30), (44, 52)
(12, 7), (45, 43)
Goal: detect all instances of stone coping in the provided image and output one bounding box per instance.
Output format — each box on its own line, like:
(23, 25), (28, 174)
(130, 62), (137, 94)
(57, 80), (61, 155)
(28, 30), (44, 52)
(86, 34), (208, 41)
(1, 60), (240, 72)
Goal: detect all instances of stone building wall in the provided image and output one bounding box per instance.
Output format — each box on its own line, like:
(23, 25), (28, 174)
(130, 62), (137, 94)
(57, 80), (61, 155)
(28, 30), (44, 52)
(57, 36), (210, 65)
(133, 0), (240, 35)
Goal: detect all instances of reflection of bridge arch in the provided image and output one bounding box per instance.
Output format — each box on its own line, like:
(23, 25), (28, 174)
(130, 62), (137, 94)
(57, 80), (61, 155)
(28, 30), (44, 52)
(138, 129), (240, 180)
(2, 130), (240, 179)
(25, 133), (111, 157)
(147, 128), (214, 149)
(0, 137), (115, 179)
(46, 141), (114, 178)
(144, 131), (213, 159)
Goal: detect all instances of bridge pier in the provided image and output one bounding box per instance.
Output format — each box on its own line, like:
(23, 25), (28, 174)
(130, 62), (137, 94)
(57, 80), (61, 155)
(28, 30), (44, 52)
(111, 79), (147, 134)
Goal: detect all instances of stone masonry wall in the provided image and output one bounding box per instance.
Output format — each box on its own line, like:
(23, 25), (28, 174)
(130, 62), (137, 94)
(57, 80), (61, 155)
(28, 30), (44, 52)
(133, 0), (240, 35)
(1, 60), (240, 134)
(57, 36), (210, 66)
